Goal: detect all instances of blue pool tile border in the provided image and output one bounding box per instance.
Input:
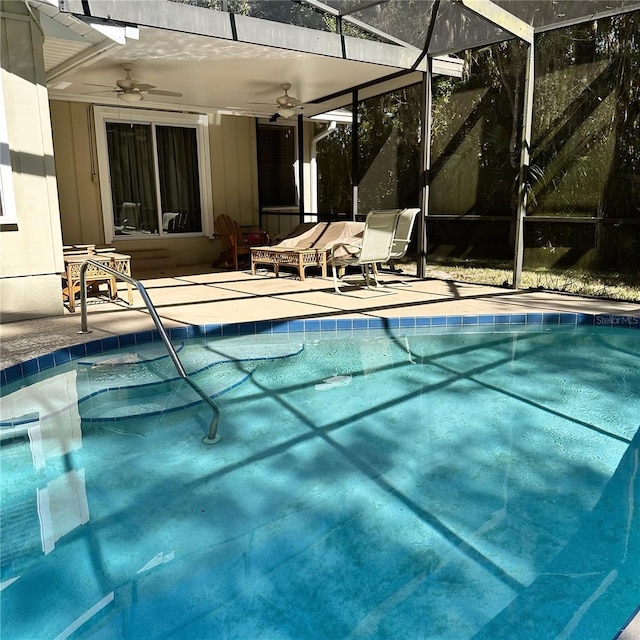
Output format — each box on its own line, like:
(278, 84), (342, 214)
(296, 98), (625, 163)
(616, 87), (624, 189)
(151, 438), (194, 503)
(2, 312), (638, 387)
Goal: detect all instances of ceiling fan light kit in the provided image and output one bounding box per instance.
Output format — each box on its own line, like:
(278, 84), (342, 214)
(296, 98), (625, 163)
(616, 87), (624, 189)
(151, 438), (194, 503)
(119, 91), (143, 103)
(277, 107), (297, 118)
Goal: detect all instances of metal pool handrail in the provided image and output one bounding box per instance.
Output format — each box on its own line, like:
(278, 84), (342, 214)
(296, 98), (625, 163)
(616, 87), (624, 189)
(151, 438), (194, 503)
(77, 259), (221, 445)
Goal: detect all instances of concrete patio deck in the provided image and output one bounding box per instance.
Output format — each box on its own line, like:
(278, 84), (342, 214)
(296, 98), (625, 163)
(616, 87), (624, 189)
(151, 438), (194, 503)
(1, 265), (639, 370)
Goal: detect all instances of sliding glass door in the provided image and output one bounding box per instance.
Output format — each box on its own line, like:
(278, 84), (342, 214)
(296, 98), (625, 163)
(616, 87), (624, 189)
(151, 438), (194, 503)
(101, 112), (205, 239)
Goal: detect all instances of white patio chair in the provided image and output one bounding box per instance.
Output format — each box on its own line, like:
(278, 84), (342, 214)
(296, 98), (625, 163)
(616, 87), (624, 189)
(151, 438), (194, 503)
(330, 210), (401, 294)
(390, 208), (420, 263)
(383, 207), (421, 286)
(119, 201), (141, 230)
(162, 212), (181, 232)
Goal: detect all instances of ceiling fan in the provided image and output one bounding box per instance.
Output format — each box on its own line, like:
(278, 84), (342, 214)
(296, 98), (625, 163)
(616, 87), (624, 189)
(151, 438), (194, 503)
(83, 64), (183, 103)
(250, 83), (303, 119)
(274, 83), (302, 118)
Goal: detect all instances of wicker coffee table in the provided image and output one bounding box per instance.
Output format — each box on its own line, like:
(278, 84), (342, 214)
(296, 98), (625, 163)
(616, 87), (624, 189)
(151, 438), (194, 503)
(63, 249), (133, 312)
(250, 246), (328, 280)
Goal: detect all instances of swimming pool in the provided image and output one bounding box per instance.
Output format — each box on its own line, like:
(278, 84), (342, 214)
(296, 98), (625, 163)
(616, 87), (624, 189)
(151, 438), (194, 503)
(1, 313), (639, 639)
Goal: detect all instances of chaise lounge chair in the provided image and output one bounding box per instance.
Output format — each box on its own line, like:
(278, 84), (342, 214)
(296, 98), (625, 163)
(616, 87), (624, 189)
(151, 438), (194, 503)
(250, 220), (365, 280)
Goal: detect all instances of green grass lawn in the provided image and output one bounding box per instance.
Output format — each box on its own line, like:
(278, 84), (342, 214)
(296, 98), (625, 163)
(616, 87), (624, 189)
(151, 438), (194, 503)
(396, 258), (640, 303)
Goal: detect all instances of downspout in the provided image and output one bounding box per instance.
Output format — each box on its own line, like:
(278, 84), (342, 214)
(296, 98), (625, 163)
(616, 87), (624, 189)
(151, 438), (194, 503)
(310, 121), (336, 215)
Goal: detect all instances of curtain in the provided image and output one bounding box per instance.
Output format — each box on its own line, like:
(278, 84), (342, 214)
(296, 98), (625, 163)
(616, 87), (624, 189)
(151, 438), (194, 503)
(106, 123), (159, 234)
(156, 126), (202, 233)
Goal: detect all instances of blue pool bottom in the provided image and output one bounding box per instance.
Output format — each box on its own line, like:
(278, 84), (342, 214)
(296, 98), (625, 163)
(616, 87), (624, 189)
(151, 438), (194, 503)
(0, 313), (639, 639)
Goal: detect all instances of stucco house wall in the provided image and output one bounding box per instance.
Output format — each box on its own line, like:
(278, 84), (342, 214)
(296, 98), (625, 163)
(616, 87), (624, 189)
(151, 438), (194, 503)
(0, 2), (65, 321)
(50, 100), (261, 272)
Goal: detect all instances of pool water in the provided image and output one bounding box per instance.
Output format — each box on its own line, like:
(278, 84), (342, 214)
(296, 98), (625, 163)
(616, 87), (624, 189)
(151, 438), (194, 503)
(1, 324), (639, 639)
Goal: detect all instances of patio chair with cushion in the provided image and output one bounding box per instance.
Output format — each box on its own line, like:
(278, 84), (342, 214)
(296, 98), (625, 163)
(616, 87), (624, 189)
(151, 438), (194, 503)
(330, 210), (402, 294)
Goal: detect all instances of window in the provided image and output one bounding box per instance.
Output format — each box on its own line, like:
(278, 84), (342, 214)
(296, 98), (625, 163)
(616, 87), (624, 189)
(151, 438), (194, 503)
(0, 79), (17, 225)
(257, 122), (297, 208)
(95, 108), (212, 241)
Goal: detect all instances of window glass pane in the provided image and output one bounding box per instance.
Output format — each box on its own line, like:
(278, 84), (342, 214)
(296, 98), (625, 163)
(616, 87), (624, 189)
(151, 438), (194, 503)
(316, 121), (353, 219)
(106, 123), (159, 236)
(357, 85), (422, 216)
(525, 12), (640, 273)
(0, 82), (17, 223)
(431, 43), (525, 220)
(531, 15), (640, 219)
(156, 126), (202, 233)
(257, 124), (297, 207)
(169, 0), (332, 31)
(493, 0), (640, 30)
(427, 43), (526, 264)
(324, 0), (432, 48)
(229, 0), (331, 30)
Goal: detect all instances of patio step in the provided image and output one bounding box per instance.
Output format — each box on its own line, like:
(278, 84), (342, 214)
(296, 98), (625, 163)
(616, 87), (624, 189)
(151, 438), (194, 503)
(127, 248), (176, 277)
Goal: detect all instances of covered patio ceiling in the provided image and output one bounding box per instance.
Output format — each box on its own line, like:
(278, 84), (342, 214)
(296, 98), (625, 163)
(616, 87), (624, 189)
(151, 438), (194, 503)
(41, 0), (452, 118)
(38, 0), (640, 118)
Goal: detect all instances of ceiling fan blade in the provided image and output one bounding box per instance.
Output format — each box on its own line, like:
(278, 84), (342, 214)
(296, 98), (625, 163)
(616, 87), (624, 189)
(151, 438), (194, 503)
(79, 82), (116, 89)
(116, 79), (139, 90)
(146, 89), (183, 97)
(134, 83), (157, 92)
(277, 96), (301, 107)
